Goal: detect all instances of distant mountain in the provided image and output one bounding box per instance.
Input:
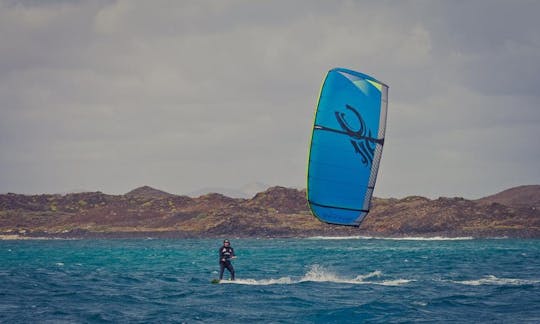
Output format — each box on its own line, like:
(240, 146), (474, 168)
(188, 182), (271, 199)
(55, 188), (93, 195)
(476, 185), (540, 208)
(188, 187), (247, 199)
(125, 186), (175, 199)
(240, 182), (273, 198)
(1, 185), (539, 239)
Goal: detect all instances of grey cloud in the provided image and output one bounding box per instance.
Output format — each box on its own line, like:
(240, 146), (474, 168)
(1, 0), (539, 198)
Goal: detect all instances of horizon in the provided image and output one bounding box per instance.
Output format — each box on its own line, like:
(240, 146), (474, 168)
(2, 183), (539, 201)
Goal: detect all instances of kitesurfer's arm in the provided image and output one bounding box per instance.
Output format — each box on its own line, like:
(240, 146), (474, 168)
(219, 248), (226, 262)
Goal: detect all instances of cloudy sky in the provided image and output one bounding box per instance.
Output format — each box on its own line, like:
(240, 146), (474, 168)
(1, 0), (539, 198)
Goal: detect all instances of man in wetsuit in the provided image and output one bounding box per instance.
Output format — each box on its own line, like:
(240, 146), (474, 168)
(219, 239), (235, 281)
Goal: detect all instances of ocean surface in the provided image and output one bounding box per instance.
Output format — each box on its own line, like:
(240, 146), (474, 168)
(1, 237), (539, 323)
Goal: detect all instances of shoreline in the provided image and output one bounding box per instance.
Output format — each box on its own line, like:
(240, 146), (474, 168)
(0, 233), (528, 241)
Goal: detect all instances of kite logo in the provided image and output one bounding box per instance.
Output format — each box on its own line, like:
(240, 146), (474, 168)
(335, 104), (376, 167)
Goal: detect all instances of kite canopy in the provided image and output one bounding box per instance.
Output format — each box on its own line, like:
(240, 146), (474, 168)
(307, 68), (388, 226)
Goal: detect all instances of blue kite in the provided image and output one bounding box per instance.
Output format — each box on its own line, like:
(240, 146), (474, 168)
(307, 68), (389, 226)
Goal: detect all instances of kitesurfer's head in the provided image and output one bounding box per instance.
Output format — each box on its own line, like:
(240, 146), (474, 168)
(223, 239), (230, 246)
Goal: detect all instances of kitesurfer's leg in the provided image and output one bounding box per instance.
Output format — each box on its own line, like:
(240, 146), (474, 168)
(226, 262), (235, 280)
(219, 262), (226, 280)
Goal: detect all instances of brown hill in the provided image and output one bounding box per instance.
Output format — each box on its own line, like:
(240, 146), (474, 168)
(476, 185), (540, 208)
(246, 186), (308, 213)
(125, 186), (175, 199)
(1, 185), (539, 239)
(362, 196), (539, 237)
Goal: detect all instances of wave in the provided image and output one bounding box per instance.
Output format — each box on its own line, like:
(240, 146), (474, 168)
(384, 236), (474, 241)
(451, 275), (540, 286)
(221, 264), (412, 286)
(307, 235), (374, 240)
(307, 235), (474, 241)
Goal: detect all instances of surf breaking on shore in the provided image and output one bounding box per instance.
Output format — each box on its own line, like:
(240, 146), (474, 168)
(307, 235), (475, 241)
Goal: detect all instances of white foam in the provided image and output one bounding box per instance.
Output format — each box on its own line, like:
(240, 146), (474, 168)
(384, 236), (474, 241)
(307, 236), (374, 240)
(354, 270), (382, 281)
(376, 279), (413, 286)
(222, 277), (295, 285)
(307, 236), (474, 241)
(452, 275), (540, 286)
(222, 265), (411, 286)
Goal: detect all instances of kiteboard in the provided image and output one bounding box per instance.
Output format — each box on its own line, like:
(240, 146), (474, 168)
(211, 279), (220, 284)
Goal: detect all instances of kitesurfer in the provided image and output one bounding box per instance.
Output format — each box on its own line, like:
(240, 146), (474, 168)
(219, 239), (235, 281)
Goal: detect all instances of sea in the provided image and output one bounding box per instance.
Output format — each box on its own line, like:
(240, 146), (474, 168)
(1, 237), (539, 323)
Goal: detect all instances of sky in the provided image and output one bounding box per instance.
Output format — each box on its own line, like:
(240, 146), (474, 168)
(1, 0), (539, 199)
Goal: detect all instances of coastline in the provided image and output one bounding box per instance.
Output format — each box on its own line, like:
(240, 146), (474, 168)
(0, 234), (53, 240)
(0, 233), (523, 241)
(2, 185), (539, 240)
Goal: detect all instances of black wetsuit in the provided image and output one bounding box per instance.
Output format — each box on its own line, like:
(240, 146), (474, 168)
(219, 245), (235, 280)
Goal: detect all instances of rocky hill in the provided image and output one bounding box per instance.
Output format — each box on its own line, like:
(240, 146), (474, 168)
(1, 186), (539, 239)
(125, 186), (176, 199)
(476, 185), (540, 208)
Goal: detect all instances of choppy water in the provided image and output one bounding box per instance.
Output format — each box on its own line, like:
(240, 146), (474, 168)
(1, 237), (539, 323)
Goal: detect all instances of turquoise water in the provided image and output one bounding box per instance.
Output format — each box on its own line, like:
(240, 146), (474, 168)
(1, 237), (539, 323)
